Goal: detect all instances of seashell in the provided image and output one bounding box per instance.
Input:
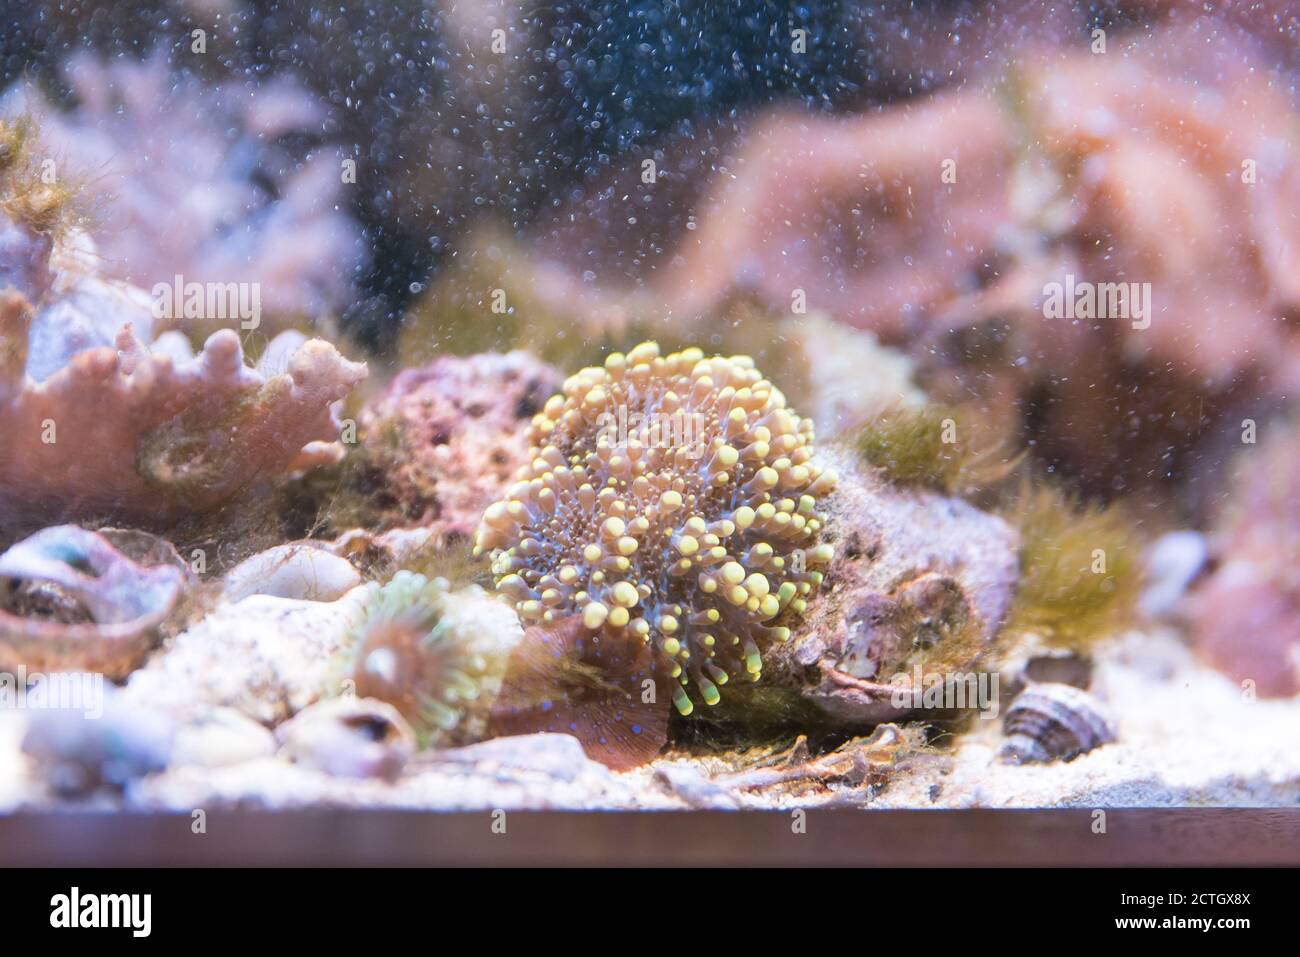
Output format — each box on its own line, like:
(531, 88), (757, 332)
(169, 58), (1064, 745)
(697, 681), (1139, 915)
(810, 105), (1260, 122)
(95, 527), (193, 578)
(998, 682), (1115, 765)
(1000, 636), (1094, 693)
(275, 697), (415, 782)
(221, 543), (362, 603)
(21, 687), (175, 796)
(0, 525), (187, 680)
(170, 708), (278, 769)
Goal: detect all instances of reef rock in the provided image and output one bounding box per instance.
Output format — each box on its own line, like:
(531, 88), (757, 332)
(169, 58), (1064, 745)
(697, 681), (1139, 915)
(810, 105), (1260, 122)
(122, 585), (377, 726)
(0, 180), (366, 535)
(763, 444), (1021, 725)
(357, 350), (561, 537)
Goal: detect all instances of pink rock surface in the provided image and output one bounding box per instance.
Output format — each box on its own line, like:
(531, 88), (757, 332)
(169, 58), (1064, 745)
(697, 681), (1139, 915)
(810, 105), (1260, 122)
(1191, 422), (1300, 697)
(0, 205), (366, 534)
(358, 351), (561, 539)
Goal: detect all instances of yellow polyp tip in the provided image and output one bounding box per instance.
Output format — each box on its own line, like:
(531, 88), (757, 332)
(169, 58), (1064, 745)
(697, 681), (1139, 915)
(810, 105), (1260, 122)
(583, 544), (603, 563)
(662, 636), (681, 656)
(702, 684), (721, 706)
(617, 536), (638, 556)
(583, 602), (609, 629)
(746, 653), (762, 674)
(611, 581), (638, 607)
(677, 535), (699, 556)
(608, 606), (630, 627)
(660, 615), (680, 635)
(721, 561), (746, 586)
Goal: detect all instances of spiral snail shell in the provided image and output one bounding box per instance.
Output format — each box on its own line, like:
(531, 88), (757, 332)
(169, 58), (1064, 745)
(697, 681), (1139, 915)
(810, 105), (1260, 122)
(998, 682), (1115, 764)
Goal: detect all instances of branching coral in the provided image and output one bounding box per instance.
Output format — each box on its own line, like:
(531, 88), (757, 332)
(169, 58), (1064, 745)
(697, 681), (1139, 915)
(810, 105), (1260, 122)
(474, 341), (836, 716)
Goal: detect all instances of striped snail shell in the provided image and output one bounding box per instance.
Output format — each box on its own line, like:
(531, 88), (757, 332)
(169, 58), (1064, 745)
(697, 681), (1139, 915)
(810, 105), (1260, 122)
(998, 682), (1115, 764)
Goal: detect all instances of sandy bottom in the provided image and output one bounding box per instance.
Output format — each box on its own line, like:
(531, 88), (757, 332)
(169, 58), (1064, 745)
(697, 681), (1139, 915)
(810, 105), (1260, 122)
(2, 629), (1297, 812)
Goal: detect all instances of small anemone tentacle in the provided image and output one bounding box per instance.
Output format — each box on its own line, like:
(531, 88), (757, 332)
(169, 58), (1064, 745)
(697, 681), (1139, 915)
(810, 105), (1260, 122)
(474, 340), (837, 715)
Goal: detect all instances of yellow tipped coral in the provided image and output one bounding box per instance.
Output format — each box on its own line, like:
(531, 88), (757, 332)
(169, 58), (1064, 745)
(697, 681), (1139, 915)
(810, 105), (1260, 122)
(474, 341), (836, 715)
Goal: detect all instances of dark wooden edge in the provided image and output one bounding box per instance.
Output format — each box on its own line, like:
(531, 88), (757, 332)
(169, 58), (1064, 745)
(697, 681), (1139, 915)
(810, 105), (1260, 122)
(2, 808), (1299, 866)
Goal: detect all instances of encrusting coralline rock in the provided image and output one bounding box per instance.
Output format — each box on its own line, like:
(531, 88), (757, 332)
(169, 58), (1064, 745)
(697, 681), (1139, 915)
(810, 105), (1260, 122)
(357, 350), (561, 538)
(0, 152), (367, 536)
(762, 443), (1021, 724)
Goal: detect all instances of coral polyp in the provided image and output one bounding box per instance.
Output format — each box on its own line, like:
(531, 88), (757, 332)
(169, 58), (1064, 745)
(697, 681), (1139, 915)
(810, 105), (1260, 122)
(347, 572), (521, 747)
(474, 341), (836, 715)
